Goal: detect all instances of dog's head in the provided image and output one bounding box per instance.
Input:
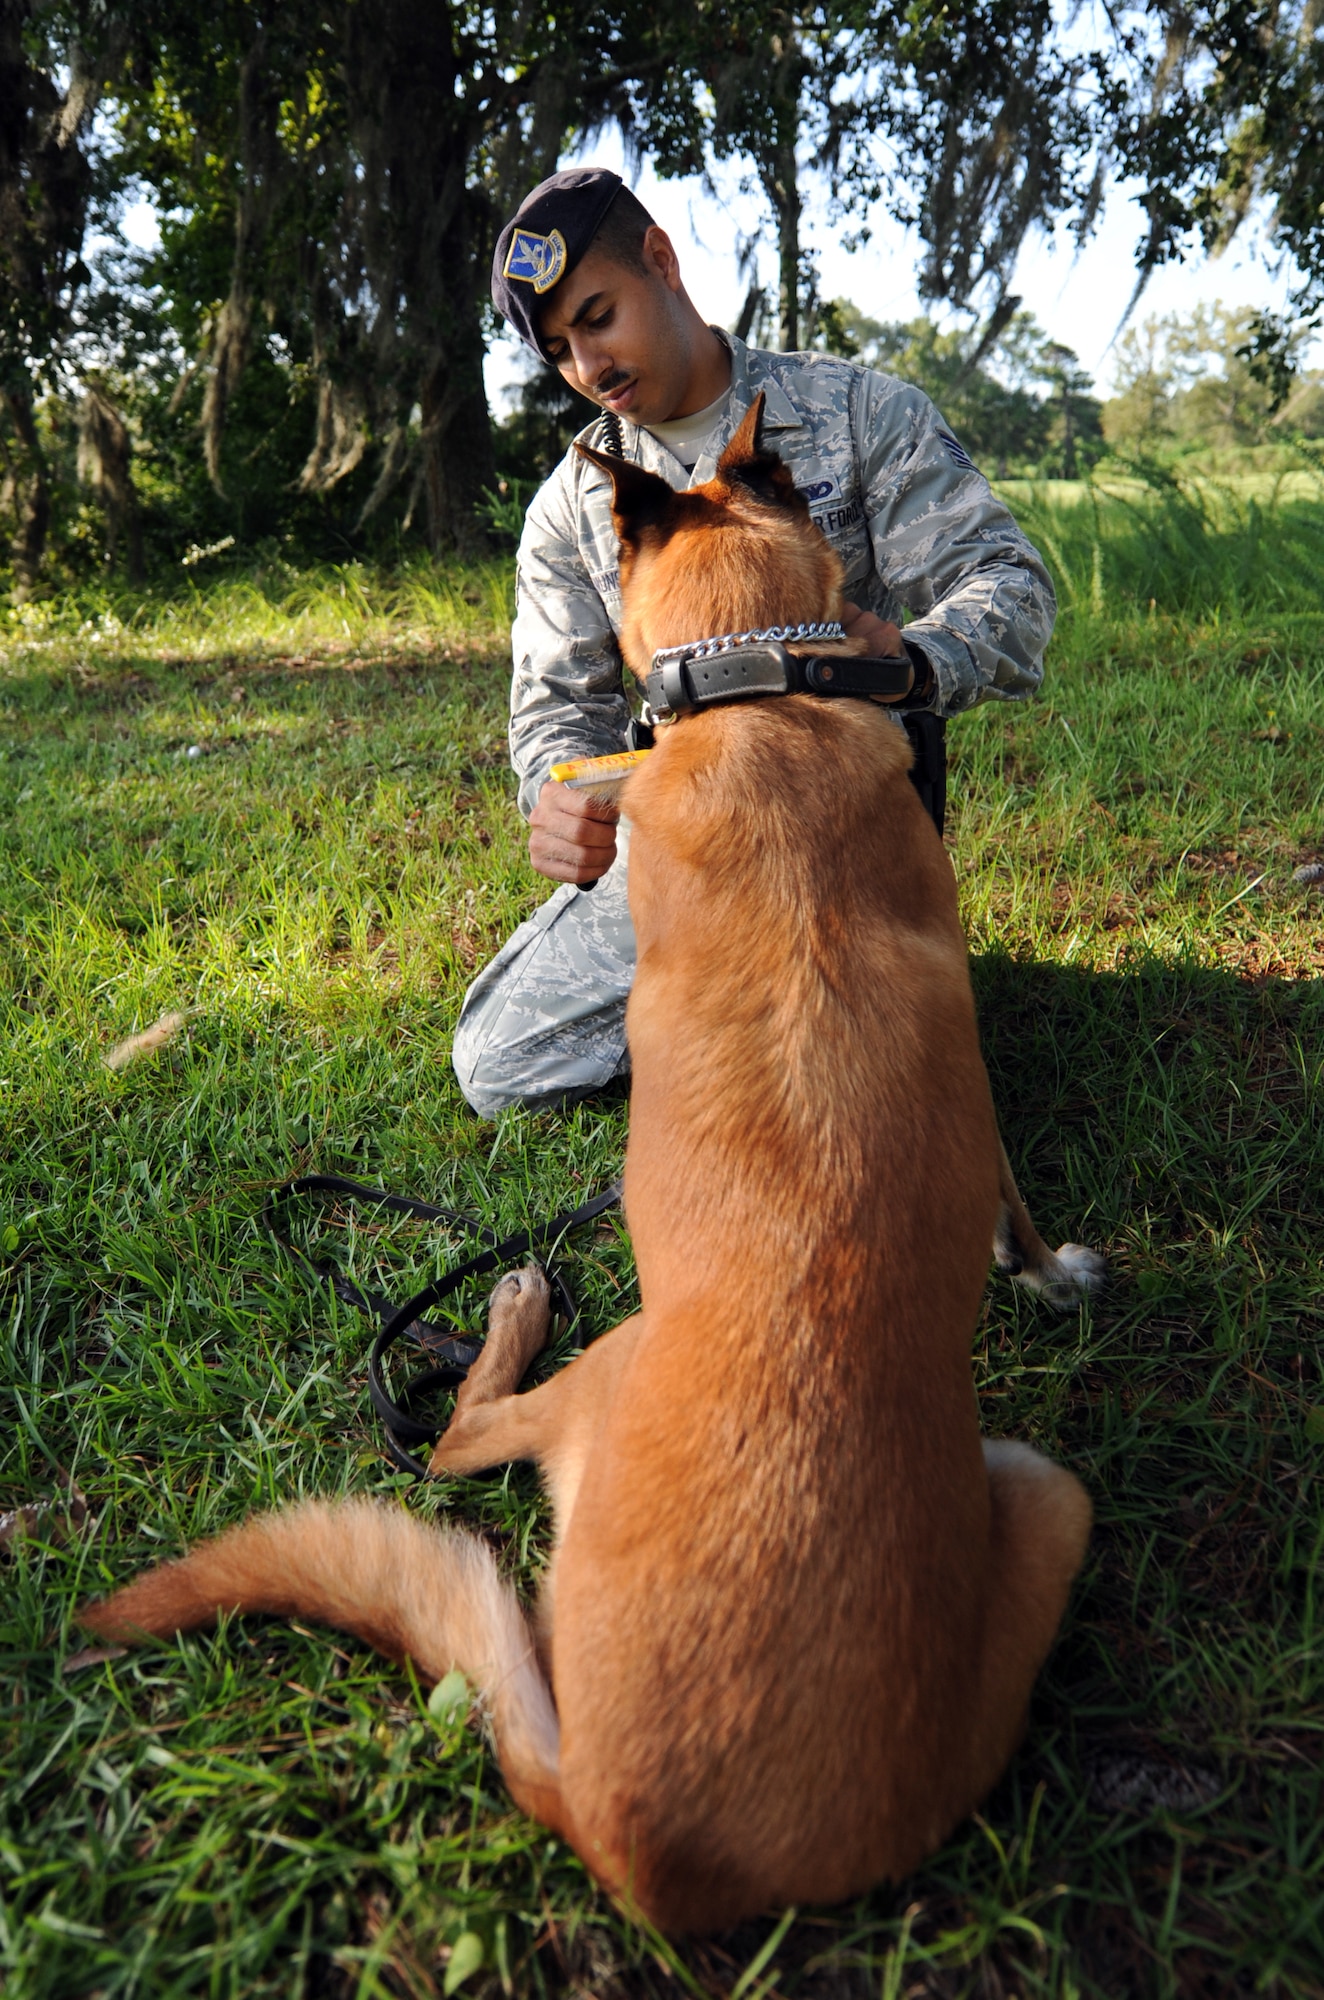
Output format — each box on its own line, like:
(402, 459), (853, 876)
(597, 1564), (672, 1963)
(576, 392), (844, 681)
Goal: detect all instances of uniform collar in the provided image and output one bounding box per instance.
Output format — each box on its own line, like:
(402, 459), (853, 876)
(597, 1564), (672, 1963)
(684, 334), (804, 483)
(719, 331), (805, 433)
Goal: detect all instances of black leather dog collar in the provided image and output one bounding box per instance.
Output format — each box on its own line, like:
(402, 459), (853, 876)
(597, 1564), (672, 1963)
(644, 640), (915, 722)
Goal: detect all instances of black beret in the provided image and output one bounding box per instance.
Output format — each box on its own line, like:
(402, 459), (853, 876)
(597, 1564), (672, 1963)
(492, 168), (624, 358)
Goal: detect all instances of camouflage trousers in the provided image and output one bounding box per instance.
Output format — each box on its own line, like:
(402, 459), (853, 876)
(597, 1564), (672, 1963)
(452, 824), (636, 1116)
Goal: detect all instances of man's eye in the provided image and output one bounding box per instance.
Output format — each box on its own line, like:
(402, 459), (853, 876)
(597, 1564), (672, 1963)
(589, 311), (612, 331)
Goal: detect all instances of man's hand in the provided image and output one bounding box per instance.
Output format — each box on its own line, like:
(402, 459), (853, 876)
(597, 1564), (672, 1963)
(529, 779), (620, 885)
(841, 600), (905, 658)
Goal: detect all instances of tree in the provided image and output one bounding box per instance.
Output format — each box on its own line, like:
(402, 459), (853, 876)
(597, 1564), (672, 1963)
(626, 0), (1115, 353)
(817, 302), (1102, 479)
(1109, 0), (1324, 398)
(1102, 305), (1324, 451)
(76, 381), (142, 579)
(1100, 318), (1178, 451)
(0, 0), (123, 596)
(110, 0), (647, 557)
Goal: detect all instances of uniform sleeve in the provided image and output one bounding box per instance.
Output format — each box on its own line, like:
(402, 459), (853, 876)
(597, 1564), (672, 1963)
(856, 371), (1056, 716)
(509, 467), (631, 817)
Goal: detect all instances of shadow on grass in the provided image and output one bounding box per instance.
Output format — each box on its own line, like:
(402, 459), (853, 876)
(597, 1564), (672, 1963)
(1, 642), (510, 708)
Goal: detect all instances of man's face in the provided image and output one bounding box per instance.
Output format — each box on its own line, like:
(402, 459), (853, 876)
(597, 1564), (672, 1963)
(537, 229), (696, 426)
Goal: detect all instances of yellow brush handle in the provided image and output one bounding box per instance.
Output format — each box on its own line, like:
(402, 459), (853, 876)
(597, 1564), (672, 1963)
(549, 748), (653, 789)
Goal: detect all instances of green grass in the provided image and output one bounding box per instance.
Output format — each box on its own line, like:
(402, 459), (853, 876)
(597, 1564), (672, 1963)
(2, 482), (1323, 1999)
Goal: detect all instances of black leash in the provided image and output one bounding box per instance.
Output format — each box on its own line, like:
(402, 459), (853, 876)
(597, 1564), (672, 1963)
(261, 1173), (623, 1478)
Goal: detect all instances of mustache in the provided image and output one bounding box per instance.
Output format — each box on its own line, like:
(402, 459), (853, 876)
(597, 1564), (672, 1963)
(594, 370), (632, 398)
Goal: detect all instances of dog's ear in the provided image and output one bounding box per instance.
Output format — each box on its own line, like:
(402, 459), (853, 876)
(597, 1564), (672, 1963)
(716, 391), (802, 509)
(576, 444), (676, 544)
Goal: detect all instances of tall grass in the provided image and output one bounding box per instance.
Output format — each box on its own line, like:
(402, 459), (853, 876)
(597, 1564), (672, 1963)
(1003, 463), (1324, 626)
(8, 458), (1321, 670)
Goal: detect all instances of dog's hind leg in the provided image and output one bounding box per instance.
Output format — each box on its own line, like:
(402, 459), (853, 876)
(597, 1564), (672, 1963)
(429, 1290), (642, 1529)
(79, 1268), (578, 1839)
(966, 1439), (1093, 1795)
(452, 1264), (556, 1414)
(993, 1135), (1105, 1307)
(428, 1296), (645, 1695)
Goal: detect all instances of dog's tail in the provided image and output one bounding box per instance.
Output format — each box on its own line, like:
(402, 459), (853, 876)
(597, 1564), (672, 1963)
(78, 1500), (562, 1821)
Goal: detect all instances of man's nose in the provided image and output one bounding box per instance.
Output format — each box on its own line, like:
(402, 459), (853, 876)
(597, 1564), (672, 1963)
(571, 340), (607, 394)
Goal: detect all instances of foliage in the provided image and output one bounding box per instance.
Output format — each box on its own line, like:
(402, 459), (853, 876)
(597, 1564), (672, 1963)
(3, 0), (1324, 595)
(1103, 305), (1324, 454)
(102, 0), (646, 557)
(1108, 0), (1324, 388)
(626, 0), (1114, 353)
(2, 484), (1322, 1993)
(818, 302), (1105, 479)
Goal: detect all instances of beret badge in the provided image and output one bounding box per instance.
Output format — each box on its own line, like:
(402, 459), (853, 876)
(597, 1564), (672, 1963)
(503, 226), (568, 295)
(492, 168), (623, 354)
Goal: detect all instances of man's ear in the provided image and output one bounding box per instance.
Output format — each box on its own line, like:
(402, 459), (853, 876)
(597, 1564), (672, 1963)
(576, 444), (676, 544)
(716, 391), (803, 509)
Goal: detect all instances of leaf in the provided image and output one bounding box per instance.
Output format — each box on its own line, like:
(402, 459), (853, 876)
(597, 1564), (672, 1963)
(428, 1669), (470, 1722)
(444, 1931), (484, 1994)
(105, 1010), (189, 1071)
(1305, 1407), (1324, 1444)
(61, 1645), (128, 1675)
(1, 1224), (19, 1254)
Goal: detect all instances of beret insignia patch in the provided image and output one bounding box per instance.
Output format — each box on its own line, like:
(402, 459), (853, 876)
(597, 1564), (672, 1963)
(503, 227), (568, 294)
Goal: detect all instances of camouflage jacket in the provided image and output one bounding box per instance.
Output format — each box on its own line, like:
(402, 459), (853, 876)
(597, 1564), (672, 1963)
(509, 330), (1055, 815)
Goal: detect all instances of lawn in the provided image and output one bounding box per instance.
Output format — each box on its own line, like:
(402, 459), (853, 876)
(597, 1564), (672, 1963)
(2, 480), (1323, 1998)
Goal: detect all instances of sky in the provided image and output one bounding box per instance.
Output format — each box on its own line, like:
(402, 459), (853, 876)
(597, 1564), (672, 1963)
(483, 128), (1319, 415)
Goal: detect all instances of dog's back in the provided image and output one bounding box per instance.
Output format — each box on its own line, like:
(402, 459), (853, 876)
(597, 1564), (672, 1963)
(548, 694), (1005, 1925)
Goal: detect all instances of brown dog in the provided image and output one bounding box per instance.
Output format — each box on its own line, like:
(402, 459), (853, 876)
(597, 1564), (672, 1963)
(80, 398), (1093, 1934)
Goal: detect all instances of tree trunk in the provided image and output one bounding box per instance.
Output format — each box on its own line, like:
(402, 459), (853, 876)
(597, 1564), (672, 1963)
(77, 386), (143, 582)
(734, 280), (764, 343)
(5, 389), (49, 601)
(766, 107), (802, 352)
(337, 0), (504, 555)
(416, 195), (497, 556)
(420, 331), (497, 558)
(0, 13), (106, 599)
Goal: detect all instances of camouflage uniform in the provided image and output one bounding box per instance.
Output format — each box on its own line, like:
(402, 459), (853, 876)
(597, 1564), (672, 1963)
(452, 331), (1054, 1116)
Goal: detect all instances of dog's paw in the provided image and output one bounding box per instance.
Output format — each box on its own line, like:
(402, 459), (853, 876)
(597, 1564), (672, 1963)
(488, 1263), (551, 1314)
(1014, 1242), (1107, 1310)
(486, 1263), (553, 1353)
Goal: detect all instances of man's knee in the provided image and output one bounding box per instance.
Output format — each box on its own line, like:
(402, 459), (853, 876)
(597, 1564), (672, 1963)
(452, 1011), (628, 1117)
(451, 957), (630, 1116)
(452, 1009), (525, 1117)
(450, 868), (636, 1116)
